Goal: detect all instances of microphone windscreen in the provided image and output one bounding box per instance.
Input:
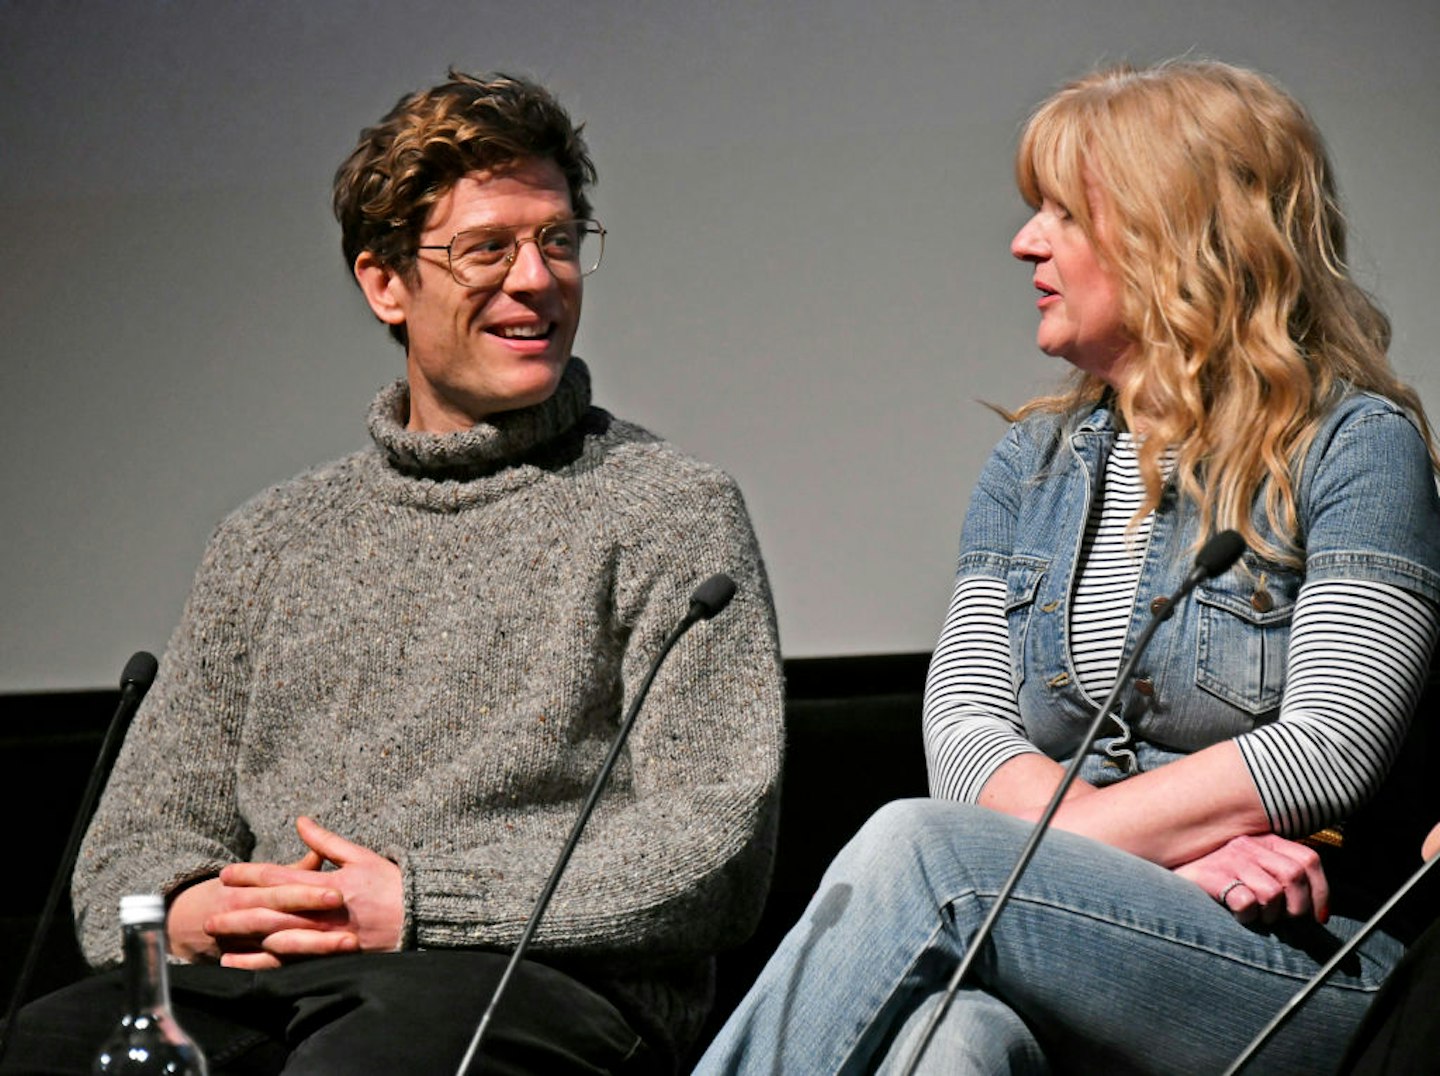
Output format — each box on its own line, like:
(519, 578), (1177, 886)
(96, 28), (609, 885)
(1196, 530), (1246, 580)
(689, 573), (737, 620)
(120, 651), (159, 692)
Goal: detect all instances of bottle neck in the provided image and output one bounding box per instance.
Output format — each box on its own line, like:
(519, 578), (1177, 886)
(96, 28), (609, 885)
(121, 920), (173, 1017)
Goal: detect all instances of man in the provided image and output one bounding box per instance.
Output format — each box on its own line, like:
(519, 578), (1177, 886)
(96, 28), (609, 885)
(7, 71), (782, 1074)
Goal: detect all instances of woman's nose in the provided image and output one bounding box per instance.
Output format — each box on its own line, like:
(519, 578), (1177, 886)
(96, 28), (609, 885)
(1011, 213), (1048, 262)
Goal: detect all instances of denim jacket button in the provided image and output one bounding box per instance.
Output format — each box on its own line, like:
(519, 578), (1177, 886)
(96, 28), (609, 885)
(1250, 589), (1274, 613)
(1134, 677), (1156, 697)
(1149, 596), (1169, 616)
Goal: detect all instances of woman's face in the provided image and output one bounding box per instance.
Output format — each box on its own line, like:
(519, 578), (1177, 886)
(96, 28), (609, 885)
(1010, 188), (1130, 387)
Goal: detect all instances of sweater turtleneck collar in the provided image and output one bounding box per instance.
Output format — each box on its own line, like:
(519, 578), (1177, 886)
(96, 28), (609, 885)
(367, 358), (592, 479)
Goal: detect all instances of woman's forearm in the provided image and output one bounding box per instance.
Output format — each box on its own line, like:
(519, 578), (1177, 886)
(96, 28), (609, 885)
(980, 740), (1269, 867)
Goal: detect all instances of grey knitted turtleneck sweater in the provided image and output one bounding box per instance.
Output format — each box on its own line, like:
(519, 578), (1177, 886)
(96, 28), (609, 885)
(73, 359), (784, 1057)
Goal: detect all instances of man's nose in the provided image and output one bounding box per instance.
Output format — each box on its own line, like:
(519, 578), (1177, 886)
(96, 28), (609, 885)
(504, 237), (556, 289)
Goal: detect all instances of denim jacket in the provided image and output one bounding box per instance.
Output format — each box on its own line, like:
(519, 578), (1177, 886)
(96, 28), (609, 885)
(958, 391), (1440, 929)
(959, 391), (1440, 772)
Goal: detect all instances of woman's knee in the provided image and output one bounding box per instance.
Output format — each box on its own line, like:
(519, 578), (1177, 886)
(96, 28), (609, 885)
(834, 800), (981, 881)
(857, 798), (952, 844)
(848, 799), (1004, 858)
(828, 799), (1037, 905)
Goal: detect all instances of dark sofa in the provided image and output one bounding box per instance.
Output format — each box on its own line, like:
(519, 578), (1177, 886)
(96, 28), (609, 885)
(0, 652), (932, 1051)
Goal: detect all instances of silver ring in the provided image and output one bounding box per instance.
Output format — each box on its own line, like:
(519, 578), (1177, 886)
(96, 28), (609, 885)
(1218, 879), (1247, 906)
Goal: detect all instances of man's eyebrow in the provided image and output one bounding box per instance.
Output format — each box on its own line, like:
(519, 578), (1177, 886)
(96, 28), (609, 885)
(455, 214), (576, 231)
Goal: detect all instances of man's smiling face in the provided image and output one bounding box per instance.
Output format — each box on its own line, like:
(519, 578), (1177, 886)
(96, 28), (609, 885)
(357, 157), (583, 432)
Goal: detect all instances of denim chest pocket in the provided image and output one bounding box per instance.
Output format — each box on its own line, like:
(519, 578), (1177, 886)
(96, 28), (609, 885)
(1194, 569), (1298, 715)
(1005, 558), (1049, 690)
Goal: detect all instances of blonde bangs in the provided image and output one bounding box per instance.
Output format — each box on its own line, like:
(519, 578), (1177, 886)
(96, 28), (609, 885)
(1016, 91), (1097, 228)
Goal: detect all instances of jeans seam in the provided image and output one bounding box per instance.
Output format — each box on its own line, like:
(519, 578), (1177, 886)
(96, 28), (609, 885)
(1000, 893), (1388, 992)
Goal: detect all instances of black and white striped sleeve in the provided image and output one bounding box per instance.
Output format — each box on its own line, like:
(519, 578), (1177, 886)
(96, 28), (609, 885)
(923, 574), (1041, 802)
(1236, 577), (1440, 837)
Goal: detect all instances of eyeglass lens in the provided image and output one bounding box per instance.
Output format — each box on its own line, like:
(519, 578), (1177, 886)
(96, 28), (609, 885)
(450, 221), (601, 283)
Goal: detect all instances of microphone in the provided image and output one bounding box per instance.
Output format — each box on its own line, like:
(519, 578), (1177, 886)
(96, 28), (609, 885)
(0, 652), (159, 1064)
(120, 650), (160, 699)
(1222, 850), (1440, 1073)
(899, 531), (1246, 1076)
(1178, 529), (1246, 606)
(454, 573), (738, 1075)
(688, 572), (737, 621)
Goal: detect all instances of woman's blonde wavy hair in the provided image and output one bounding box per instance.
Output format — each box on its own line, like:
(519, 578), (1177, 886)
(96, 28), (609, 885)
(1013, 59), (1434, 565)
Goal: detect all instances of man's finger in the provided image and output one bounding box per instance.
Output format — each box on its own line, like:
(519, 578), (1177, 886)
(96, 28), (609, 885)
(295, 815), (373, 865)
(217, 926), (358, 968)
(287, 848), (325, 872)
(261, 928), (360, 957)
(206, 905), (346, 941)
(220, 951), (284, 971)
(213, 873), (345, 912)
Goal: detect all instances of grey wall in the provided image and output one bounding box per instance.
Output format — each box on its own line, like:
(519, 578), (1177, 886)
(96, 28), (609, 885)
(4, 0), (1438, 690)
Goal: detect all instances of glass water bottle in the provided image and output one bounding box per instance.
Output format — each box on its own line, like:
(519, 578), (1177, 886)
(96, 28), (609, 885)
(92, 893), (208, 1075)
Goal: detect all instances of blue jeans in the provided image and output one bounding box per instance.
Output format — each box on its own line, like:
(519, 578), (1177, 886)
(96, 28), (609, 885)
(696, 801), (1403, 1075)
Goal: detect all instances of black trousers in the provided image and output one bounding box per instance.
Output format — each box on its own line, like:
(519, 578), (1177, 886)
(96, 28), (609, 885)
(1, 951), (656, 1075)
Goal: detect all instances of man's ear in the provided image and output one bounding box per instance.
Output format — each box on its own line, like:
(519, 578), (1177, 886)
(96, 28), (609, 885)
(354, 252), (410, 328)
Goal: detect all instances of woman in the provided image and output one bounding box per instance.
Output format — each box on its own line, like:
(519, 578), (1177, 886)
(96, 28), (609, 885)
(697, 60), (1440, 1074)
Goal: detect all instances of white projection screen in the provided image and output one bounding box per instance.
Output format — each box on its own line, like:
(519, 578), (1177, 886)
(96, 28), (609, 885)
(4, 0), (1438, 689)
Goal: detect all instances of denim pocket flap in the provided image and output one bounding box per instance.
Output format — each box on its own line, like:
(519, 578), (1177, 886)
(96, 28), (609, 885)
(1194, 583), (1294, 714)
(1194, 586), (1294, 627)
(1004, 558), (1047, 614)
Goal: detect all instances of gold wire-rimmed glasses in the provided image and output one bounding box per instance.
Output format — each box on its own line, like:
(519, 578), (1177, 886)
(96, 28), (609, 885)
(416, 219), (606, 286)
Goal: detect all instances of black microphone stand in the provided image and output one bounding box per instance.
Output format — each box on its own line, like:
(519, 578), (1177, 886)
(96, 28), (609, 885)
(899, 533), (1244, 1076)
(455, 574), (737, 1075)
(0, 651), (158, 1063)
